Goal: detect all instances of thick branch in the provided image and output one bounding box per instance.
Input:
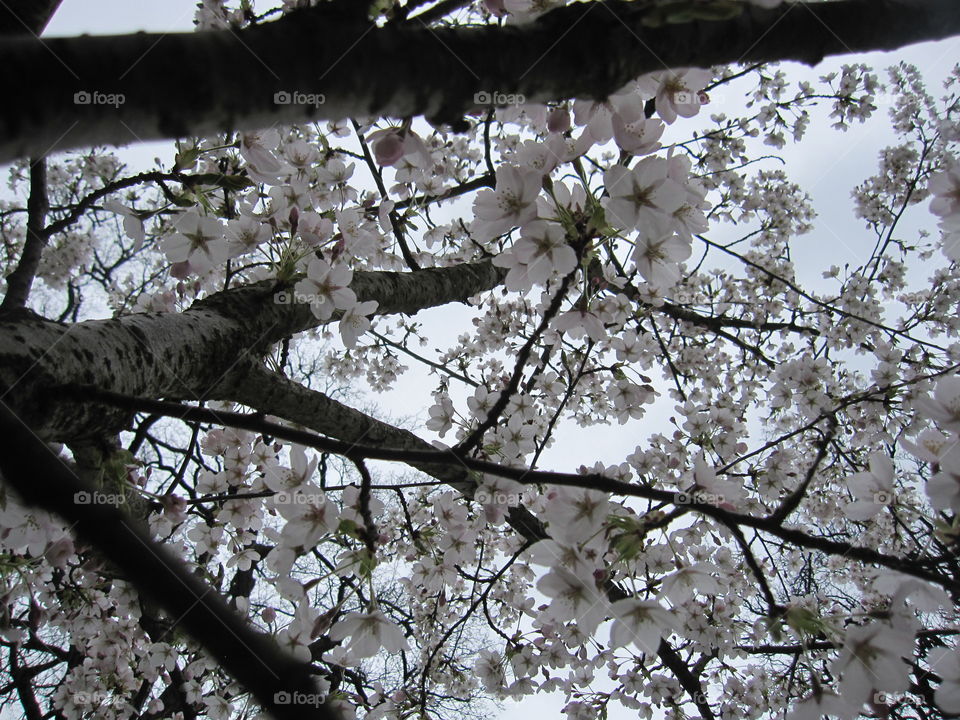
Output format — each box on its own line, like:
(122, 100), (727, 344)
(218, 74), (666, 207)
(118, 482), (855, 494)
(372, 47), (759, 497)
(0, 260), (503, 441)
(0, 403), (339, 720)
(1, 0), (958, 161)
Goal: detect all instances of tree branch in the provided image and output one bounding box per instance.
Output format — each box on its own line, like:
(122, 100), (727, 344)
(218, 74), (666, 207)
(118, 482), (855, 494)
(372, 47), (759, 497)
(0, 260), (504, 441)
(0, 402), (340, 720)
(0, 158), (48, 313)
(1, 0), (958, 162)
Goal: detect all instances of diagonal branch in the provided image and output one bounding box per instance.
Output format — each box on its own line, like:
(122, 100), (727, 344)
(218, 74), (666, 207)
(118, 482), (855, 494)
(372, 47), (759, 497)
(0, 401), (340, 720)
(0, 260), (504, 442)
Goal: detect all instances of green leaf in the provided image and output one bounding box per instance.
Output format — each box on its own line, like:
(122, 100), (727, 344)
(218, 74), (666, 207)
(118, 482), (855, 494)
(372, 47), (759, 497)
(173, 146), (201, 172)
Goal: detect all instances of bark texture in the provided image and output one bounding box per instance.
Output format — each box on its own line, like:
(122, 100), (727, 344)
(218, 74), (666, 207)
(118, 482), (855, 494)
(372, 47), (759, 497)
(0, 261), (503, 441)
(0, 0), (957, 162)
(0, 402), (339, 720)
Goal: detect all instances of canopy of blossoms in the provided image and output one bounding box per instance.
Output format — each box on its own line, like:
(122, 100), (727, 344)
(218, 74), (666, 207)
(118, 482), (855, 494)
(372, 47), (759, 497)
(0, 1), (959, 719)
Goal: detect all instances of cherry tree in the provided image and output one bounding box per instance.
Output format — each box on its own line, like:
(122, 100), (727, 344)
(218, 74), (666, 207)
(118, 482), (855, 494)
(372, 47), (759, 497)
(1, 0), (960, 719)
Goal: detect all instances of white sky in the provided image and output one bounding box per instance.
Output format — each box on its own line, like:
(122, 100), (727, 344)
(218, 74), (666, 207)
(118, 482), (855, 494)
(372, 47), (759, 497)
(8, 2), (958, 720)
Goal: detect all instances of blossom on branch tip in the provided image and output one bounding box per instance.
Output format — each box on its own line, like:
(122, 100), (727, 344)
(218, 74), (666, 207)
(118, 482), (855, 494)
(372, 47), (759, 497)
(602, 159), (686, 232)
(842, 452), (894, 520)
(339, 299), (379, 348)
(607, 598), (675, 653)
(160, 210), (229, 275)
(631, 218), (692, 290)
(294, 257), (357, 321)
(638, 68), (713, 125)
(832, 623), (914, 705)
(472, 165), (541, 241)
(328, 608), (409, 659)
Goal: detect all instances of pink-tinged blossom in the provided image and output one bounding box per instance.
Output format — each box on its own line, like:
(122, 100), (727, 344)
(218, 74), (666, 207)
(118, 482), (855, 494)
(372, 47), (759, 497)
(638, 68), (713, 125)
(475, 475), (524, 524)
(899, 428), (952, 464)
(631, 219), (692, 290)
(472, 165), (542, 241)
(541, 485), (609, 544)
(277, 489), (338, 548)
(572, 98), (615, 143)
(547, 108), (571, 133)
(339, 299), (378, 348)
(511, 138), (565, 176)
(493, 220), (577, 291)
(602, 159), (686, 231)
(103, 199), (146, 251)
(842, 452), (895, 520)
(928, 647), (960, 713)
(611, 97), (664, 155)
(689, 455), (744, 510)
(607, 598), (675, 653)
(225, 214), (271, 256)
(328, 608), (409, 659)
(914, 375), (960, 432)
(294, 258), (357, 321)
(297, 211), (334, 247)
(832, 623), (914, 704)
(786, 687), (856, 720)
(536, 566), (607, 635)
(929, 159), (960, 221)
(240, 129), (284, 175)
(160, 211), (229, 274)
(425, 395), (455, 437)
(482, 0), (507, 16)
(659, 563), (721, 604)
(467, 385), (501, 420)
(553, 308), (607, 343)
(370, 130), (405, 166)
(927, 442), (960, 512)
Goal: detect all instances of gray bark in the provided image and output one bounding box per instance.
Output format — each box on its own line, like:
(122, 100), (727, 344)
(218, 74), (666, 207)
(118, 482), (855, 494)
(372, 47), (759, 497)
(0, 0), (957, 162)
(0, 261), (504, 442)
